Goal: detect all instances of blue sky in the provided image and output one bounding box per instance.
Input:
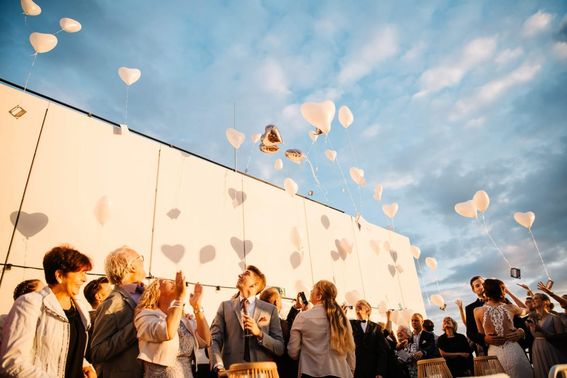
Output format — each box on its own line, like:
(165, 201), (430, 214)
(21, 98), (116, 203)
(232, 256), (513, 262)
(2, 0), (566, 326)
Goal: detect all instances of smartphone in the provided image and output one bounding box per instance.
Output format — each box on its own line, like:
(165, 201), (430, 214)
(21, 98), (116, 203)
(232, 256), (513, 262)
(510, 268), (521, 279)
(299, 291), (308, 306)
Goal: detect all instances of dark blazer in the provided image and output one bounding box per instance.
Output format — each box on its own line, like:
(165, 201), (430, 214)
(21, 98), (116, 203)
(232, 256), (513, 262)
(210, 297), (284, 369)
(90, 286), (142, 377)
(275, 307), (300, 378)
(350, 320), (388, 378)
(465, 299), (486, 347)
(416, 330), (439, 358)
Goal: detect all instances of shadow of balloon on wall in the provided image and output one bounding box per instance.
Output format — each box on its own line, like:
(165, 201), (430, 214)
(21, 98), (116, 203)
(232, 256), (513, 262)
(161, 244), (186, 263)
(10, 211), (49, 239)
(290, 251), (302, 269)
(199, 245), (216, 264)
(228, 188), (247, 208)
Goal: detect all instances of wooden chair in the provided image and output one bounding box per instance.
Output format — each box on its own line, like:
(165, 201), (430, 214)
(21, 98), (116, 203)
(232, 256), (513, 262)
(549, 364), (567, 378)
(227, 361), (279, 378)
(474, 355), (506, 376)
(417, 357), (453, 378)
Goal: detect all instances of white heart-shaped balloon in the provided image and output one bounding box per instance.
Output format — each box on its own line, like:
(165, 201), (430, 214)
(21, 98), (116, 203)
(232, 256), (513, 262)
(300, 100), (335, 135)
(29, 32), (58, 54)
(338, 105), (354, 128)
(349, 167), (366, 186)
(430, 294), (446, 309)
(514, 211), (535, 230)
(373, 184), (383, 201)
(425, 257), (437, 270)
(473, 190), (490, 213)
(454, 200), (477, 219)
(21, 0), (41, 16)
(274, 158), (283, 170)
(410, 245), (421, 259)
(225, 128), (245, 149)
(60, 17), (82, 33)
(382, 203), (399, 219)
(284, 178), (298, 196)
(118, 67), (142, 86)
(325, 149), (337, 162)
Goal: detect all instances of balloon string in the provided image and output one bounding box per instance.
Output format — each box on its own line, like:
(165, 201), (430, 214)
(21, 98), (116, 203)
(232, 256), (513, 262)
(22, 54), (38, 94)
(528, 229), (551, 280)
(480, 215), (512, 268)
(55, 29), (63, 34)
(305, 157), (329, 203)
(325, 136), (359, 215)
(346, 128), (364, 213)
(123, 86), (129, 125)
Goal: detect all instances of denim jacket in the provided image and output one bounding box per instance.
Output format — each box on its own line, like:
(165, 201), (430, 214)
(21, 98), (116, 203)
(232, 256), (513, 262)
(0, 286), (91, 377)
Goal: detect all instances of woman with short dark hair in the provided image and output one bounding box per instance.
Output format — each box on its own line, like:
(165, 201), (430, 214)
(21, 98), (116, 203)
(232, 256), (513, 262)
(0, 245), (95, 377)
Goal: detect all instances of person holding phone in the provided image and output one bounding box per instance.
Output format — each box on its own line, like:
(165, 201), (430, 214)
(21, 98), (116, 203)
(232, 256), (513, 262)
(288, 280), (355, 377)
(526, 293), (566, 378)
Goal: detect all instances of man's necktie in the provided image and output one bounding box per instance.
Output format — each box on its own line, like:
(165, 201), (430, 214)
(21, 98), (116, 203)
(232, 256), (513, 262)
(241, 298), (251, 362)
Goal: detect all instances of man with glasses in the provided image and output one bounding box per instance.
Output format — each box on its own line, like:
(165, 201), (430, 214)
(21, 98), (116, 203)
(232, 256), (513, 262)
(90, 246), (146, 377)
(210, 265), (284, 376)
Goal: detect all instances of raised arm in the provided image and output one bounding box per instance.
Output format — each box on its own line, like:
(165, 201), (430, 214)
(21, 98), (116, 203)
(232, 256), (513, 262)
(189, 283), (211, 347)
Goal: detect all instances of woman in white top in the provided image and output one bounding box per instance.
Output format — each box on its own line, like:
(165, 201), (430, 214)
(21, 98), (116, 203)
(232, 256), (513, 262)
(135, 271), (211, 378)
(288, 280), (355, 378)
(474, 278), (533, 378)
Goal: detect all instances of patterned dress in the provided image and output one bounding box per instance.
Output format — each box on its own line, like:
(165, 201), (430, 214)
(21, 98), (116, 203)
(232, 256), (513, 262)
(482, 303), (533, 378)
(143, 321), (196, 378)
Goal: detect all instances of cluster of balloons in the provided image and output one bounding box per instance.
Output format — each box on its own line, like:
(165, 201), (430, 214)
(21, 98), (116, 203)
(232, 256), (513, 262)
(23, 0), (82, 55)
(454, 190), (490, 219)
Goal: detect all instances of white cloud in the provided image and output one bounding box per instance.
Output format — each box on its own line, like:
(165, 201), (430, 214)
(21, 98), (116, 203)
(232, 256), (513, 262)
(452, 63), (541, 119)
(381, 174), (417, 189)
(552, 42), (567, 60)
(257, 59), (291, 96)
(522, 11), (553, 37)
(495, 47), (524, 65)
(464, 117), (486, 128)
(361, 124), (382, 138)
(402, 41), (426, 62)
(338, 27), (398, 86)
(414, 37), (496, 98)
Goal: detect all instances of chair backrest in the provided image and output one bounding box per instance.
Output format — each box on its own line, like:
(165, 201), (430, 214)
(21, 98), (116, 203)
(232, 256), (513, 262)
(549, 364), (567, 378)
(227, 361), (279, 378)
(417, 357), (453, 378)
(474, 355), (506, 376)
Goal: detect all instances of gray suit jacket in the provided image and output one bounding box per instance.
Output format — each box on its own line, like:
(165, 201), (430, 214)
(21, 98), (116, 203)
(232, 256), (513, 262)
(210, 297), (284, 369)
(90, 286), (143, 377)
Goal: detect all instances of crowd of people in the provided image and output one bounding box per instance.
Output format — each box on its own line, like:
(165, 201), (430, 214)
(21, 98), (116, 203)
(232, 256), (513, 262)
(0, 244), (565, 378)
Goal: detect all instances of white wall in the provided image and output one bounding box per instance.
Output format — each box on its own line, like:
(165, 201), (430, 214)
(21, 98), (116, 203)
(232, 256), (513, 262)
(0, 82), (425, 324)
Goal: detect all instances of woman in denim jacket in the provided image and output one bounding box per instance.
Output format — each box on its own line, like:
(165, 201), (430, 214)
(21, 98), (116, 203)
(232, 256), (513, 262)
(0, 245), (96, 377)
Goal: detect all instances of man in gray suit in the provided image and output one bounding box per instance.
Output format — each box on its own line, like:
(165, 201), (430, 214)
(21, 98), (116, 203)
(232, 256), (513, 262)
(210, 265), (284, 376)
(90, 246), (146, 377)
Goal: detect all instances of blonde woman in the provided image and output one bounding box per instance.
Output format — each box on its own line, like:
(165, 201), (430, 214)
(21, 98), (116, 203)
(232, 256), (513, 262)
(135, 271), (211, 378)
(288, 280), (355, 378)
